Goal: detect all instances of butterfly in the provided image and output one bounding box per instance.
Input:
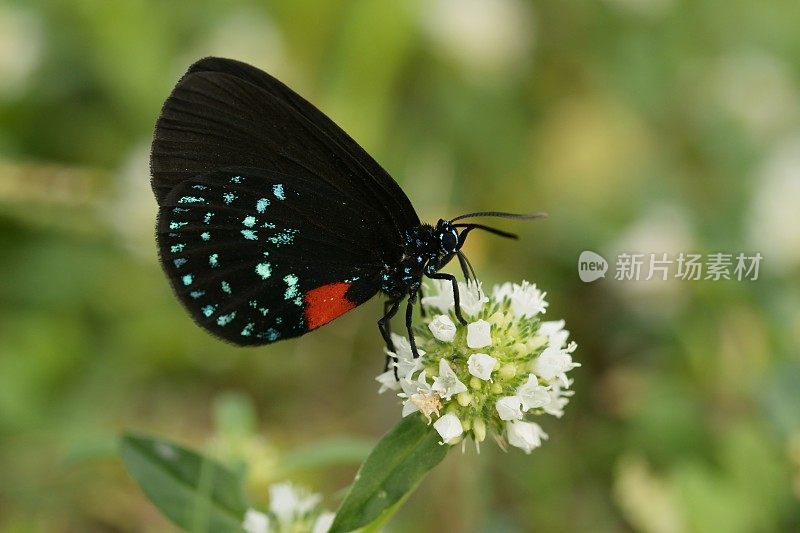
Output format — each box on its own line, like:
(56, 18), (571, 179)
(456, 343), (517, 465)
(151, 57), (543, 366)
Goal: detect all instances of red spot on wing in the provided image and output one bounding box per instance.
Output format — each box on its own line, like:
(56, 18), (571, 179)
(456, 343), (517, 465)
(304, 282), (357, 330)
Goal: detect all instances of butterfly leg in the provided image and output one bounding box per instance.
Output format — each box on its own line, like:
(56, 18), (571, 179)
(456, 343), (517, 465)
(406, 291), (421, 358)
(379, 299), (401, 373)
(417, 286), (426, 317)
(426, 271), (468, 325)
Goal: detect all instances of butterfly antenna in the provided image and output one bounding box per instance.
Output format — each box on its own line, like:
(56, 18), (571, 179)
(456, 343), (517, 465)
(450, 211), (547, 223)
(454, 223), (519, 241)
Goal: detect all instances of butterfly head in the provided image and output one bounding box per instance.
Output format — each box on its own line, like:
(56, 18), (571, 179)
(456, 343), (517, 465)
(434, 219), (462, 255)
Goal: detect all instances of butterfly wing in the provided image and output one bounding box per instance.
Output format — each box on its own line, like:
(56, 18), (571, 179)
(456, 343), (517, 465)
(151, 57), (420, 240)
(158, 167), (385, 345)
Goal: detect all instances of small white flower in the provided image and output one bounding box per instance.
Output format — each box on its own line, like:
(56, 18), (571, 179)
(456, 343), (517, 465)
(459, 280), (489, 316)
(269, 482), (321, 526)
(495, 395), (523, 421)
(510, 281), (548, 318)
(491, 281), (514, 300)
(428, 314), (457, 342)
(516, 374), (551, 411)
(383, 278), (578, 453)
(466, 319), (492, 348)
(432, 358), (468, 400)
(375, 369), (400, 393)
(312, 511), (336, 533)
(388, 333), (424, 379)
(534, 343), (579, 385)
(539, 319), (569, 348)
(400, 371), (439, 418)
(543, 380), (574, 418)
(433, 413), (464, 444)
(421, 279), (455, 310)
(467, 353), (497, 380)
(507, 420), (548, 453)
(243, 508), (270, 533)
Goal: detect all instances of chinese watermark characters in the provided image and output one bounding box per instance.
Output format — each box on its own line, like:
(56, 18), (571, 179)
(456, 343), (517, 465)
(579, 251), (762, 282)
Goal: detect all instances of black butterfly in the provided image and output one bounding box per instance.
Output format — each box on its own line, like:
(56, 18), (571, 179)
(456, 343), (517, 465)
(151, 57), (542, 366)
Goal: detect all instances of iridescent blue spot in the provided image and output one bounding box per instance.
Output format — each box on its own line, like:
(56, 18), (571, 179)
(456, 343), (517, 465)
(201, 232), (210, 241)
(209, 253), (219, 268)
(170, 221), (187, 230)
(241, 229), (258, 240)
(173, 258), (187, 268)
(202, 304), (217, 317)
(283, 274), (299, 300)
(223, 192), (236, 205)
(268, 229), (298, 246)
(261, 222), (276, 229)
(249, 300), (258, 308)
(275, 317), (283, 325)
(243, 216), (256, 227)
(256, 198), (270, 213)
(178, 196), (205, 204)
(171, 244), (185, 253)
(259, 328), (280, 341)
(230, 175), (242, 184)
(241, 323), (254, 337)
(293, 296), (302, 306)
(217, 312), (236, 326)
(182, 274), (193, 286)
(203, 212), (213, 224)
(273, 184), (285, 200)
(221, 281), (231, 294)
(190, 290), (205, 299)
(192, 184), (207, 190)
(255, 262), (272, 279)
(172, 207), (189, 214)
(259, 307), (269, 316)
(168, 232), (179, 237)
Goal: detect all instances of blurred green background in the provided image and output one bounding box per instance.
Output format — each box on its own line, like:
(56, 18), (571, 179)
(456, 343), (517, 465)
(1, 0), (799, 531)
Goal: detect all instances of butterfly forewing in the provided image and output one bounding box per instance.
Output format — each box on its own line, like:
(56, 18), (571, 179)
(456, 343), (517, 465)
(158, 167), (385, 345)
(151, 57), (419, 237)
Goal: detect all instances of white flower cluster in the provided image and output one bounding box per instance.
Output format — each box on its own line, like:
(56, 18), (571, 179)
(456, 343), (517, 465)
(376, 280), (579, 454)
(243, 482), (334, 533)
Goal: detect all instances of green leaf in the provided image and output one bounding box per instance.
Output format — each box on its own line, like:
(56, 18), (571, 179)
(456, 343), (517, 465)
(329, 414), (449, 533)
(120, 433), (249, 533)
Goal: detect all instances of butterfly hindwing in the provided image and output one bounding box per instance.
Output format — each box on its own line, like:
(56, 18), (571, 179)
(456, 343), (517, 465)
(157, 167), (384, 345)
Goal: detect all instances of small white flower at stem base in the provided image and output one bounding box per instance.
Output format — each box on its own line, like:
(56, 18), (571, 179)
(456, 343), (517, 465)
(312, 511), (336, 533)
(432, 358), (468, 400)
(516, 374), (551, 411)
(428, 314), (457, 342)
(467, 352), (498, 380)
(269, 482), (321, 526)
(506, 420), (549, 454)
(466, 319), (492, 348)
(433, 413), (464, 444)
(496, 395), (523, 421)
(243, 509), (270, 533)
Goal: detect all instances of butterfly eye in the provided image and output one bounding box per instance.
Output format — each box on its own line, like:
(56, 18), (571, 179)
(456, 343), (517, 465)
(439, 229), (459, 252)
